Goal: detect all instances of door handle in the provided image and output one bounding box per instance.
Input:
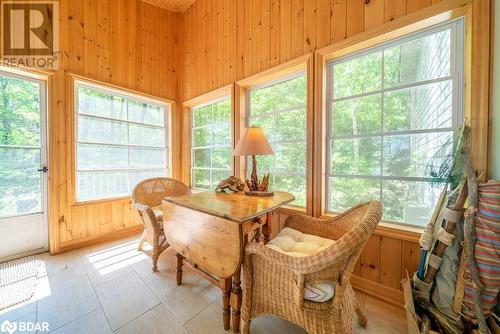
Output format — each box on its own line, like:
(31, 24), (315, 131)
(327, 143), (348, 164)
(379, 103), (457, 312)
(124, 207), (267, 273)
(37, 166), (48, 173)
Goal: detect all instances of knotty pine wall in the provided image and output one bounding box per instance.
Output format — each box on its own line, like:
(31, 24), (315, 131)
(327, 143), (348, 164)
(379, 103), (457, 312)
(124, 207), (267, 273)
(181, 0), (445, 100)
(49, 0), (182, 252)
(180, 0), (452, 305)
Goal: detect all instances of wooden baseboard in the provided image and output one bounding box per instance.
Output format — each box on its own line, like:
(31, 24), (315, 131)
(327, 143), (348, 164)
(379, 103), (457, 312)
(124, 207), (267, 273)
(351, 274), (404, 307)
(55, 225), (144, 254)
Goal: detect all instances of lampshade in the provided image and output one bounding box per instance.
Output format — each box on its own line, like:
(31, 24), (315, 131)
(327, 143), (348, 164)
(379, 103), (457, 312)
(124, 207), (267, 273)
(233, 126), (274, 156)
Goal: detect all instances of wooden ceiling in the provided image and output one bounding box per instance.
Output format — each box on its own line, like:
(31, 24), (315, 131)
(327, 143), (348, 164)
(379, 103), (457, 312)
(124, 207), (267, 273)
(142, 0), (196, 12)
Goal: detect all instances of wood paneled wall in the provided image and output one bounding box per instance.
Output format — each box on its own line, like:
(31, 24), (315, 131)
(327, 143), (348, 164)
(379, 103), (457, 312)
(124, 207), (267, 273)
(181, 0), (444, 100)
(49, 0), (182, 252)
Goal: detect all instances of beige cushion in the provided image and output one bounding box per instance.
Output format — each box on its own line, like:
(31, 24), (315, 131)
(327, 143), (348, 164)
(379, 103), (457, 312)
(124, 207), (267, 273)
(152, 206), (163, 222)
(267, 227), (335, 257)
(266, 227), (336, 302)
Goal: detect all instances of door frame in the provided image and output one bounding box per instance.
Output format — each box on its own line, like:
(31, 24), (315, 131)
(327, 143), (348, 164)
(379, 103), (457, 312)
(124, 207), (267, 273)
(0, 66), (50, 262)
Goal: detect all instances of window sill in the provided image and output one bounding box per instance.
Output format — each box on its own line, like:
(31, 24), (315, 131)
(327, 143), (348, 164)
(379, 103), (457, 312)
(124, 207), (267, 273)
(72, 195), (132, 207)
(321, 212), (423, 243)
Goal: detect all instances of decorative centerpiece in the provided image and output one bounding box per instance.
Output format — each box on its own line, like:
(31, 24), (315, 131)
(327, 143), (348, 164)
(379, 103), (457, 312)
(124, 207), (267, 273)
(233, 126), (275, 197)
(215, 176), (245, 193)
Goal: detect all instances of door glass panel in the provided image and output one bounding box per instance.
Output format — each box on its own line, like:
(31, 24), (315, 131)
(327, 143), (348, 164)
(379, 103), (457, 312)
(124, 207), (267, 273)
(0, 74), (43, 218)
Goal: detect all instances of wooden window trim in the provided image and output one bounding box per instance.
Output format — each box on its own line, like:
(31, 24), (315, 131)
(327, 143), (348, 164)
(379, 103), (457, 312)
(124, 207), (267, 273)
(313, 0), (490, 232)
(235, 54), (314, 216)
(67, 73), (175, 206)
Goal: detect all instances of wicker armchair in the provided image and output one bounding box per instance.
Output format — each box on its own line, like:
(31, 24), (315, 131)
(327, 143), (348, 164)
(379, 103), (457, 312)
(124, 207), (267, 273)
(241, 201), (382, 334)
(132, 177), (191, 271)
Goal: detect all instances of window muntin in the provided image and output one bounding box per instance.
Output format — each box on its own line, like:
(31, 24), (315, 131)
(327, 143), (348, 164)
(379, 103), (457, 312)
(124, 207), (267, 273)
(248, 74), (307, 207)
(75, 82), (170, 201)
(191, 97), (232, 190)
(326, 20), (464, 227)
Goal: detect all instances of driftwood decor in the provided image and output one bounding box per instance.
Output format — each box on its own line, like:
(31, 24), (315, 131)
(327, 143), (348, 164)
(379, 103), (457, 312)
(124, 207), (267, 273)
(215, 176), (245, 193)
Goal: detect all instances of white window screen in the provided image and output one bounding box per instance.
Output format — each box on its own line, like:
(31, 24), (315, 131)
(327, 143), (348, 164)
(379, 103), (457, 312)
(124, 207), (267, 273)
(191, 97), (232, 190)
(75, 82), (170, 201)
(248, 73), (307, 207)
(325, 20), (464, 227)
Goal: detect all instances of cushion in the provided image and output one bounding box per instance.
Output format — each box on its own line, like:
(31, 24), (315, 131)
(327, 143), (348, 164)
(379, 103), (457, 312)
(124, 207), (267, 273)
(152, 206), (163, 222)
(266, 227), (336, 302)
(267, 227), (335, 257)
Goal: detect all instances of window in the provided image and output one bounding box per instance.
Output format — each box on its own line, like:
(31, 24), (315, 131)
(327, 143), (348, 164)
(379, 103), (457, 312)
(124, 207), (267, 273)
(325, 20), (464, 227)
(248, 73), (307, 206)
(75, 81), (170, 201)
(191, 97), (232, 190)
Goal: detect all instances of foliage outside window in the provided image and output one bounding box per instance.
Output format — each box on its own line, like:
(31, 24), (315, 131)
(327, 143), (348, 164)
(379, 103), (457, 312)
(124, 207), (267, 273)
(191, 97), (232, 190)
(248, 74), (307, 207)
(0, 73), (43, 217)
(75, 82), (169, 201)
(326, 20), (464, 227)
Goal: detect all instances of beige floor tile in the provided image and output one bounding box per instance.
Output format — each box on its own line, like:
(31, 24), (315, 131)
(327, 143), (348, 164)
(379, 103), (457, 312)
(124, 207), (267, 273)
(79, 239), (148, 287)
(36, 274), (100, 331)
(184, 300), (230, 334)
(132, 253), (219, 324)
(50, 309), (112, 334)
(353, 295), (406, 334)
(115, 303), (188, 334)
(38, 250), (87, 284)
(95, 270), (160, 330)
(0, 300), (36, 323)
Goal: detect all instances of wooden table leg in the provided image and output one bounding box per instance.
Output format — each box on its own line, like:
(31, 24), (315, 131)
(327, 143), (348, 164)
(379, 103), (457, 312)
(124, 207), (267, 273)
(176, 253), (183, 286)
(230, 268), (242, 333)
(221, 278), (232, 330)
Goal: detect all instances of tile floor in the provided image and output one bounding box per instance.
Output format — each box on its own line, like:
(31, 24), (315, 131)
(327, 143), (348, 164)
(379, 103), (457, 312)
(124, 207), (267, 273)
(0, 235), (407, 333)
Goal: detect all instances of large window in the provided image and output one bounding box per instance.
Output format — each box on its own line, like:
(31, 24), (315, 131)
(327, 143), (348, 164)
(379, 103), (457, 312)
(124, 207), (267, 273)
(248, 74), (307, 206)
(326, 20), (464, 227)
(75, 82), (170, 201)
(191, 97), (232, 190)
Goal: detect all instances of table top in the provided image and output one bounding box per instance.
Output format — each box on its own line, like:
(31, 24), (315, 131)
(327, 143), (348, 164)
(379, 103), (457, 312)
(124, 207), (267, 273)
(163, 191), (295, 223)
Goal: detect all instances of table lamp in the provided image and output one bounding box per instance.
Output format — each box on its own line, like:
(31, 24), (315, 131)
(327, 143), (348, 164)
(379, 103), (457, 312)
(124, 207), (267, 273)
(233, 126), (274, 196)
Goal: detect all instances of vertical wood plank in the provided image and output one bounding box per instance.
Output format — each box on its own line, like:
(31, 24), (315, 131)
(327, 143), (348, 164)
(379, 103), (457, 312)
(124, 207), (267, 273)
(360, 235), (381, 282)
(384, 0), (407, 22)
(303, 0), (317, 52)
(347, 0), (365, 37)
(280, 0), (292, 62)
(401, 241), (421, 280)
(380, 237), (403, 290)
(365, 0), (385, 30)
(316, 0), (331, 48)
(331, 0), (347, 42)
(407, 0), (432, 13)
(290, 0), (304, 58)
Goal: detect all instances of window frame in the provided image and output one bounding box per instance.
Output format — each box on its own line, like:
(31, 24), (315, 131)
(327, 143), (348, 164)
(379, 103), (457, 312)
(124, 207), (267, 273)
(246, 71), (308, 208)
(323, 19), (465, 229)
(235, 54), (314, 215)
(190, 95), (233, 191)
(182, 84), (234, 189)
(72, 77), (172, 203)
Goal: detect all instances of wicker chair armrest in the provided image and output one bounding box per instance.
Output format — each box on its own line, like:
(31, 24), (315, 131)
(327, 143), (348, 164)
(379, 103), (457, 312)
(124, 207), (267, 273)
(245, 240), (349, 275)
(284, 214), (344, 240)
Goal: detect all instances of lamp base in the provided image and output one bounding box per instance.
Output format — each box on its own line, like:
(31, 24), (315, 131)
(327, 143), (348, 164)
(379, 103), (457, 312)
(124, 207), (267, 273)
(245, 190), (275, 197)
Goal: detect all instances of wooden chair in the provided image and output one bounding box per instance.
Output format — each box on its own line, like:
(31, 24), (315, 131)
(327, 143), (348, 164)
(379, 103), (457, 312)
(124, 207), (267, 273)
(241, 201), (382, 334)
(132, 177), (191, 271)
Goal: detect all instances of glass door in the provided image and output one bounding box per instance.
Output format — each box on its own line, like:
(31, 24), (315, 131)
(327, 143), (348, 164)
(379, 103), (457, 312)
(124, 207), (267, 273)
(0, 70), (48, 261)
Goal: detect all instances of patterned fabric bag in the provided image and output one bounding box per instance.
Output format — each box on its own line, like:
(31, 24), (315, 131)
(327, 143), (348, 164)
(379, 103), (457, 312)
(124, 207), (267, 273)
(463, 181), (500, 319)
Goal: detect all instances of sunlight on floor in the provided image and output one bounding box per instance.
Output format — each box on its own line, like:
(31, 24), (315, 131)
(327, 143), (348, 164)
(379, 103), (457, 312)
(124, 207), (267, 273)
(86, 240), (150, 276)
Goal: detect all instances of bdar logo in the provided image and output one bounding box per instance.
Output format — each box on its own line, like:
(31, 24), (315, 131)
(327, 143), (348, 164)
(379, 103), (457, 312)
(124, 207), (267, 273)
(0, 320), (17, 334)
